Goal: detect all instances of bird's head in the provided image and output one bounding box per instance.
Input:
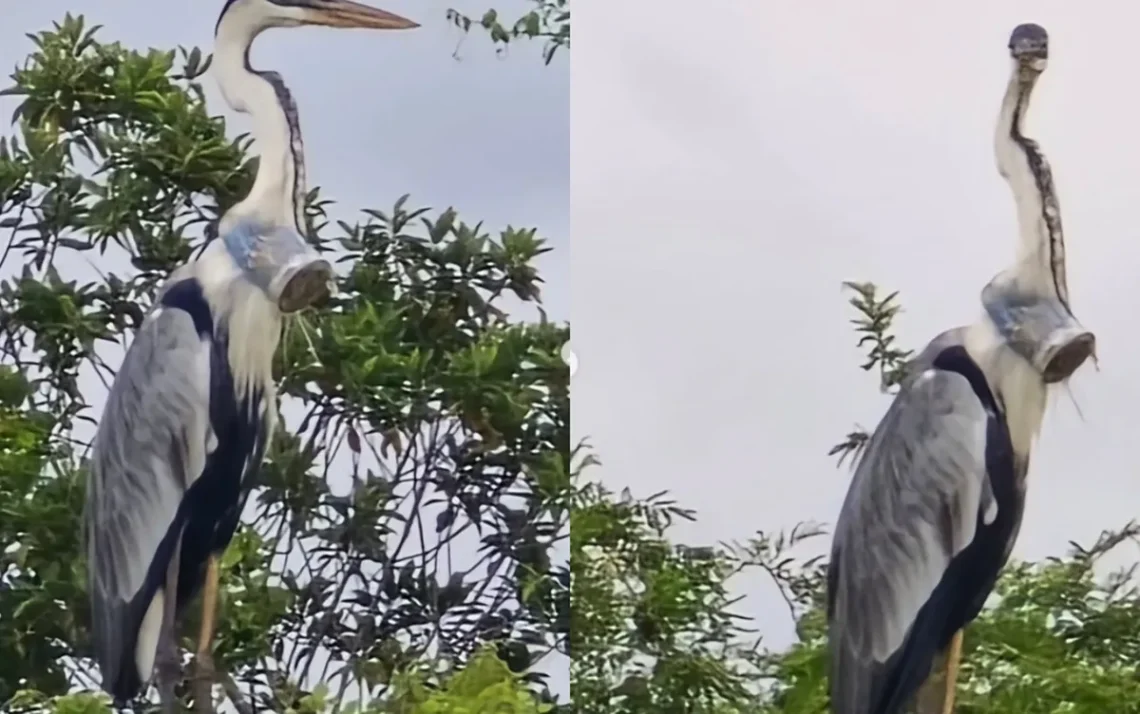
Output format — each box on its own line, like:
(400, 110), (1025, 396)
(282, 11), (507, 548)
(1009, 23), (1048, 67)
(215, 0), (419, 36)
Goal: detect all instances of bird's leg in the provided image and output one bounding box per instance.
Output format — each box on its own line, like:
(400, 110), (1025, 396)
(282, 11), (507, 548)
(193, 555), (220, 713)
(941, 630), (964, 714)
(156, 539), (183, 714)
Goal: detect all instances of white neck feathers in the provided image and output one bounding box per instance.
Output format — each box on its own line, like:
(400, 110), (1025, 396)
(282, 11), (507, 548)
(213, 10), (302, 235)
(965, 317), (1047, 461)
(163, 243), (281, 421)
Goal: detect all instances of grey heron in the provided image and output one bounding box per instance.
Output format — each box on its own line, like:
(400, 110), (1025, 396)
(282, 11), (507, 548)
(83, 0), (417, 707)
(826, 23), (1095, 714)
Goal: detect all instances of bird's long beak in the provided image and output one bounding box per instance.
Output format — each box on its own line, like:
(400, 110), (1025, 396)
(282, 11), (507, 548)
(303, 0), (419, 30)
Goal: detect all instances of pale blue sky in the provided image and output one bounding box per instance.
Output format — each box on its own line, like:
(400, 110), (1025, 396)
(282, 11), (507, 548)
(574, 0), (1140, 654)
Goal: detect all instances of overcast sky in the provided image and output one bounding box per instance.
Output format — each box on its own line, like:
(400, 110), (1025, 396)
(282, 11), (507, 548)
(573, 1), (1140, 652)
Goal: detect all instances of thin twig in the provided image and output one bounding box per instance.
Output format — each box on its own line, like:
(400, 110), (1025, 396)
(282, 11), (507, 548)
(220, 671), (255, 714)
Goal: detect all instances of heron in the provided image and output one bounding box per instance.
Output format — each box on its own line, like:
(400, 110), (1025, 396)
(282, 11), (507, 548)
(83, 0), (417, 708)
(826, 24), (1095, 714)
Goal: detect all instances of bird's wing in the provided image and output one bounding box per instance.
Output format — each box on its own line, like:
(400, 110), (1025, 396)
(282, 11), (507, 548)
(84, 305), (212, 691)
(827, 367), (996, 714)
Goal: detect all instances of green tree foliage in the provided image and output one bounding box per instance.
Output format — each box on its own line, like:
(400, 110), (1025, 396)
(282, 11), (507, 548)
(5, 647), (550, 714)
(569, 281), (1140, 713)
(569, 463), (767, 714)
(0, 10), (567, 714)
(448, 0), (569, 65)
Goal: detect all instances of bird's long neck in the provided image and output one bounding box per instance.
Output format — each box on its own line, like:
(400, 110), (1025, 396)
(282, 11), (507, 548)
(993, 60), (1070, 310)
(213, 20), (308, 236)
(965, 318), (1047, 463)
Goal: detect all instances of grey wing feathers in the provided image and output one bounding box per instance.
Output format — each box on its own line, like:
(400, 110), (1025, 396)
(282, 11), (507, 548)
(829, 369), (995, 714)
(84, 306), (212, 685)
